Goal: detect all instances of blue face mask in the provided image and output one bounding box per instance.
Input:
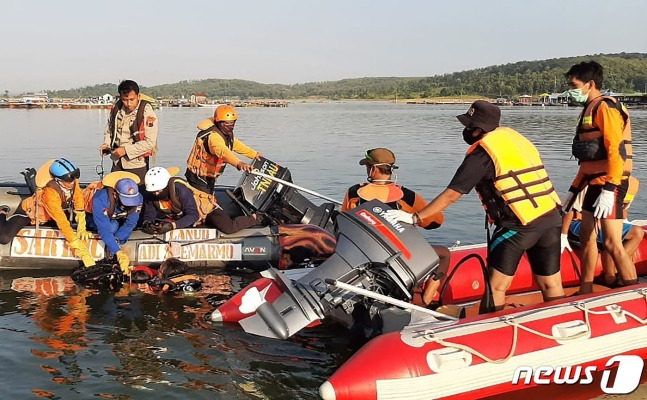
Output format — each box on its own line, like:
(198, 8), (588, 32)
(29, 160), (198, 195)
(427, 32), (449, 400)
(566, 83), (590, 105)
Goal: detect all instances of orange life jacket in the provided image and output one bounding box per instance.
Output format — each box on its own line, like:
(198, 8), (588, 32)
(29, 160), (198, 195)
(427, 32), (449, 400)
(108, 99), (152, 158)
(21, 180), (76, 223)
(467, 127), (560, 226)
(573, 96), (632, 183)
(153, 177), (217, 222)
(82, 181), (138, 218)
(185, 124), (233, 179)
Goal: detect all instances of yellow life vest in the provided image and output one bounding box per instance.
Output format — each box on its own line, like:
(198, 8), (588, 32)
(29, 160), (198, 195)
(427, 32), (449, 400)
(467, 127), (560, 225)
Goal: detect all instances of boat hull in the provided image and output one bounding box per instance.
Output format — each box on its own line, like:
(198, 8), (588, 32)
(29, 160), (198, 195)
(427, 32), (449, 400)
(321, 285), (647, 400)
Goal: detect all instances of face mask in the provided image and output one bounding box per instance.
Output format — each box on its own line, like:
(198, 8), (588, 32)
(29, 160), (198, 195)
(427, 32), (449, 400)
(462, 127), (482, 145)
(566, 83), (589, 105)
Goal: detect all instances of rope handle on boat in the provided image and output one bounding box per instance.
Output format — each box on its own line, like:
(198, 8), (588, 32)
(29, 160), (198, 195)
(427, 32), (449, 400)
(422, 290), (647, 364)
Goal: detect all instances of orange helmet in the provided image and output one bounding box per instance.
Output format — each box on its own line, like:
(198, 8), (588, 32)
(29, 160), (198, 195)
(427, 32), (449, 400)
(214, 105), (238, 122)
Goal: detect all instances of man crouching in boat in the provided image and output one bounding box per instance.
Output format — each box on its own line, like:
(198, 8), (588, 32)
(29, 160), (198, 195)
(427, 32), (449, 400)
(386, 101), (565, 313)
(342, 148), (449, 306)
(141, 166), (263, 235)
(83, 172), (143, 276)
(0, 158), (96, 267)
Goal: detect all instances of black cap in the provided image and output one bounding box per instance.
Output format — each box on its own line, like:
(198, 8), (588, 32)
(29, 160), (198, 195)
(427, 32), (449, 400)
(456, 100), (501, 132)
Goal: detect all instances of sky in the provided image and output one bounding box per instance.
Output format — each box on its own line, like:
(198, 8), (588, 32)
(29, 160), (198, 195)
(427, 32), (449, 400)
(1, 0), (646, 94)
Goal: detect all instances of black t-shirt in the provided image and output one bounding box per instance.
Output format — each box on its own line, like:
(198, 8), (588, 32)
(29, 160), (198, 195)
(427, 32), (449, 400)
(447, 147), (560, 230)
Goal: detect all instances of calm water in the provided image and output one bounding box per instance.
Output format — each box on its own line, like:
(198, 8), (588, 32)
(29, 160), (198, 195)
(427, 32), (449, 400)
(0, 103), (646, 399)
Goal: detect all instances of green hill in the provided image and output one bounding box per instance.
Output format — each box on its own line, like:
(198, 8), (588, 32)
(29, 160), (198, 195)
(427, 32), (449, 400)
(46, 52), (647, 100)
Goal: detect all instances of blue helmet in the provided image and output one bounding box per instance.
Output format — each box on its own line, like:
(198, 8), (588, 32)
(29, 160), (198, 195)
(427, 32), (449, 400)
(50, 158), (80, 182)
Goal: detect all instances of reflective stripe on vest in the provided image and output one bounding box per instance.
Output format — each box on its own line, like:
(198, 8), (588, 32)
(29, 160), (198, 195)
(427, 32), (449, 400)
(108, 99), (151, 158)
(576, 96), (632, 181)
(21, 180), (74, 223)
(154, 178), (217, 222)
(467, 127), (560, 226)
(185, 124), (232, 179)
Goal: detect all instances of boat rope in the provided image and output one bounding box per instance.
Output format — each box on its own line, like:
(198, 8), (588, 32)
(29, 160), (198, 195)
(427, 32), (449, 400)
(421, 288), (647, 365)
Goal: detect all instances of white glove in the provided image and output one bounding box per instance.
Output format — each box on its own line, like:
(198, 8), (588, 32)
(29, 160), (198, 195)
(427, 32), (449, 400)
(593, 189), (615, 219)
(562, 191), (575, 213)
(560, 233), (572, 253)
(384, 209), (414, 225)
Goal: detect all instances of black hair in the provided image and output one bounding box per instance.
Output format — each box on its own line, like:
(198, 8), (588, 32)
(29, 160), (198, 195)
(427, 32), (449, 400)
(117, 80), (140, 96)
(159, 257), (187, 279)
(565, 61), (604, 90)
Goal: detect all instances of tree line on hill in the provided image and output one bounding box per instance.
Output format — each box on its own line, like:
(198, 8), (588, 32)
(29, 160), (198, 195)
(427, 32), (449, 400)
(45, 53), (647, 101)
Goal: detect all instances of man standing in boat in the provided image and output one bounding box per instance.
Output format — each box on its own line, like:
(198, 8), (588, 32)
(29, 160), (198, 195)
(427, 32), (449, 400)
(561, 61), (637, 294)
(99, 80), (158, 184)
(185, 105), (263, 194)
(386, 101), (565, 313)
(342, 148), (449, 305)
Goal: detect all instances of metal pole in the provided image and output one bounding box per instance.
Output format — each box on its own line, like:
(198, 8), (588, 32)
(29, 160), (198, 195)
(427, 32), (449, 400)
(248, 171), (342, 205)
(325, 278), (458, 321)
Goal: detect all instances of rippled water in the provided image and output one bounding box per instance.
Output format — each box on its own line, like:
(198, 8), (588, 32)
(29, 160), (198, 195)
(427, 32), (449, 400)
(0, 103), (646, 399)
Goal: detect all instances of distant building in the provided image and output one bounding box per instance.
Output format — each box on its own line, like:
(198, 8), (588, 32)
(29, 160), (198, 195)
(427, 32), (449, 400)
(21, 92), (48, 103)
(517, 95), (532, 105)
(192, 93), (207, 104)
(101, 93), (114, 104)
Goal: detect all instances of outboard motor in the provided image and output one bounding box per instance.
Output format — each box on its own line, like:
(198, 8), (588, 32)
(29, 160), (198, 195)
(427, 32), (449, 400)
(232, 158), (336, 232)
(238, 200), (440, 339)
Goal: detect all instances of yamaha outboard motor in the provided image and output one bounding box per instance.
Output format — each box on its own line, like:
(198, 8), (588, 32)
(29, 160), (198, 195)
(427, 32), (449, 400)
(232, 158), (336, 232)
(238, 200), (440, 339)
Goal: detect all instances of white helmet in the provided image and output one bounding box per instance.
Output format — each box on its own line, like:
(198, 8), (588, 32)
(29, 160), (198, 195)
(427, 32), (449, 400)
(145, 167), (171, 192)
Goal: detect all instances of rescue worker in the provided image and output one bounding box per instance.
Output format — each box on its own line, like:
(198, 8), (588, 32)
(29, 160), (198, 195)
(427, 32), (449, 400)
(185, 105), (263, 194)
(561, 61), (636, 294)
(99, 80), (158, 183)
(84, 172), (143, 275)
(141, 166), (262, 235)
(0, 158), (96, 267)
(561, 177), (643, 287)
(386, 101), (565, 313)
(342, 148), (448, 305)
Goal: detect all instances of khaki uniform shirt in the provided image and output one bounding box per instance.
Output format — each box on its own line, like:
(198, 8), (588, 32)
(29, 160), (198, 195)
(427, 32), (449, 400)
(103, 101), (158, 170)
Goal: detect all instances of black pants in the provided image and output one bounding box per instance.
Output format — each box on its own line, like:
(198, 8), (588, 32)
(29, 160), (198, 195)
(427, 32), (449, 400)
(0, 207), (31, 245)
(112, 160), (148, 188)
(204, 208), (257, 235)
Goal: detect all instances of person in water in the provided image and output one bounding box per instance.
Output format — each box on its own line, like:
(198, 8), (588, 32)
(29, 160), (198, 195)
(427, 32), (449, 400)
(84, 172), (144, 275)
(561, 177), (643, 287)
(561, 61), (636, 294)
(99, 79), (158, 183)
(386, 101), (565, 313)
(342, 148), (448, 305)
(185, 104), (263, 194)
(0, 158), (96, 267)
(141, 166), (262, 235)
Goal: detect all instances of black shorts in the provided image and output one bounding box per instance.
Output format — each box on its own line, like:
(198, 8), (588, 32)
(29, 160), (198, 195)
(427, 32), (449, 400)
(581, 180), (628, 220)
(488, 224), (561, 277)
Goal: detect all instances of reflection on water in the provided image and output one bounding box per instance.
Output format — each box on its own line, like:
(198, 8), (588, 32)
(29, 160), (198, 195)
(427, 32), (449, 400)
(0, 103), (646, 399)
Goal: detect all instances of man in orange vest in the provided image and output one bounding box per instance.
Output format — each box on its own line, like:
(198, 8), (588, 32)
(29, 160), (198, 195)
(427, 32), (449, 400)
(561, 61), (636, 294)
(185, 105), (262, 194)
(386, 101), (564, 313)
(99, 80), (158, 183)
(342, 148), (447, 305)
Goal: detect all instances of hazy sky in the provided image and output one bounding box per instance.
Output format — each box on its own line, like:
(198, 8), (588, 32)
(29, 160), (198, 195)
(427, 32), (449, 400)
(2, 0), (646, 93)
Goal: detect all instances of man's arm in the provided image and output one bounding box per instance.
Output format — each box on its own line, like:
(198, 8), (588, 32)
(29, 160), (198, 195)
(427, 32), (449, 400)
(416, 188), (462, 222)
